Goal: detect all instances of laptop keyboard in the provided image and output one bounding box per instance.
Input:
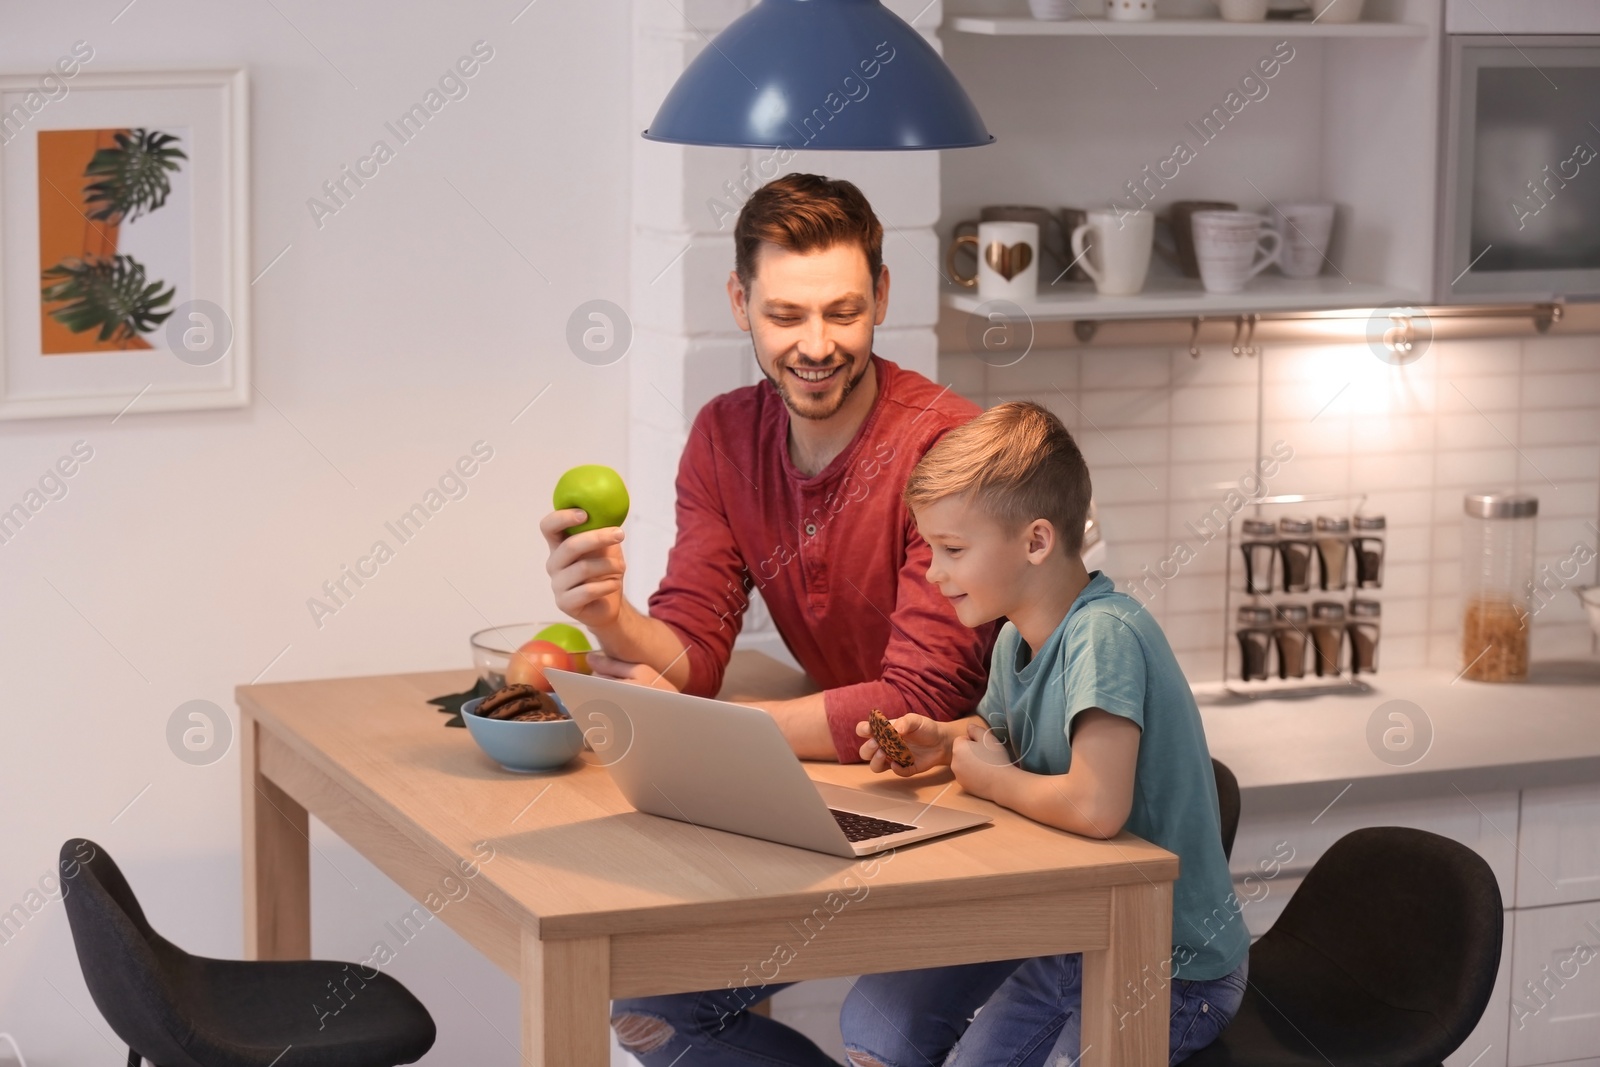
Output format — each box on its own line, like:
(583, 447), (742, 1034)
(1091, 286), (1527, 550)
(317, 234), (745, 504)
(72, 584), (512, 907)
(830, 808), (918, 842)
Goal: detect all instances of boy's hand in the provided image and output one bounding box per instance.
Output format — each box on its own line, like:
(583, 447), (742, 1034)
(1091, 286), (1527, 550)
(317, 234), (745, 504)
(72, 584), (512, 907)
(855, 713), (953, 776)
(951, 720), (1014, 800)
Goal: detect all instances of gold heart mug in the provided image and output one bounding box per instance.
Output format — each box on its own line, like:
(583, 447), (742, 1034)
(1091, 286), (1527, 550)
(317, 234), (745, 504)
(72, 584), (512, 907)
(947, 220), (1040, 303)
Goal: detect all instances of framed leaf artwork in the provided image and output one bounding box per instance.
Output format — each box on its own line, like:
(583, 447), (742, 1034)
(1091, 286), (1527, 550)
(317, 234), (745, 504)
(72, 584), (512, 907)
(0, 69), (248, 419)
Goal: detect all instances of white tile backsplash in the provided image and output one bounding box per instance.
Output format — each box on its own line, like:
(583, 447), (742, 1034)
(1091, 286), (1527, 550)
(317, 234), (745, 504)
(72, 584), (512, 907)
(1518, 444), (1600, 483)
(1520, 408), (1600, 446)
(1172, 383), (1259, 425)
(1523, 372), (1600, 409)
(1438, 375), (1523, 413)
(1081, 347), (1172, 389)
(1078, 388), (1173, 429)
(1522, 336), (1600, 374)
(1436, 448), (1521, 487)
(940, 332), (1600, 682)
(1436, 412), (1514, 450)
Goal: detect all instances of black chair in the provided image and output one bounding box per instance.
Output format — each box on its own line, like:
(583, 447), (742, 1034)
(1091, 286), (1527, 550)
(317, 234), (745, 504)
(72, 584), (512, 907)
(1212, 758), (1240, 861)
(60, 839), (435, 1067)
(1185, 826), (1503, 1067)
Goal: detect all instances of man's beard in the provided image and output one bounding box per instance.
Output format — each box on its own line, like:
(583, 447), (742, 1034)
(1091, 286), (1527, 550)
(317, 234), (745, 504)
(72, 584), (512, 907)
(756, 339), (873, 422)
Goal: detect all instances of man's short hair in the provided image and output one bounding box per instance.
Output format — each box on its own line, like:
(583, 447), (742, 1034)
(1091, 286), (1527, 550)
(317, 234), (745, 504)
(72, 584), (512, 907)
(733, 173), (884, 294)
(904, 401), (1093, 555)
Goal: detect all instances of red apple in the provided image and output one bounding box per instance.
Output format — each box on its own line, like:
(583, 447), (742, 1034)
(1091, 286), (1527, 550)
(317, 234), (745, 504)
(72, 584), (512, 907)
(504, 639), (575, 691)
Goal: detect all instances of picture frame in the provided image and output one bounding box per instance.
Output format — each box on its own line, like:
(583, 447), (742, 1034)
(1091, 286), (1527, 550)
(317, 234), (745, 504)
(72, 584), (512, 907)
(0, 68), (248, 420)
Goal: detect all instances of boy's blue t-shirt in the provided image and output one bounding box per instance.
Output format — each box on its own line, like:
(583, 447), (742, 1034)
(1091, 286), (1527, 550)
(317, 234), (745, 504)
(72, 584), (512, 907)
(978, 572), (1249, 982)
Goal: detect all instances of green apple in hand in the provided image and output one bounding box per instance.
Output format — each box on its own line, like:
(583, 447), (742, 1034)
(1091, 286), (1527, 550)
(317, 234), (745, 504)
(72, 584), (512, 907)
(553, 465), (629, 534)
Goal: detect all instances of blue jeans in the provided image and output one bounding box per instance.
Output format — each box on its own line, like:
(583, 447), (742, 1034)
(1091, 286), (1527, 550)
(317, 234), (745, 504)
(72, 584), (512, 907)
(844, 955), (1248, 1067)
(611, 983), (836, 1066)
(613, 960), (1024, 1067)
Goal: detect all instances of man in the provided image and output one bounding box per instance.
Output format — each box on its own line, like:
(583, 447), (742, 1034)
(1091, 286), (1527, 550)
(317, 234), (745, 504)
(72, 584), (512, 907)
(541, 173), (1006, 1063)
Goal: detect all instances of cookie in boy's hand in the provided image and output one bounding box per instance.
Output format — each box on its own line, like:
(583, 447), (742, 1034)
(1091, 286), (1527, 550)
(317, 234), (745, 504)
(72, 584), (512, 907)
(868, 708), (915, 768)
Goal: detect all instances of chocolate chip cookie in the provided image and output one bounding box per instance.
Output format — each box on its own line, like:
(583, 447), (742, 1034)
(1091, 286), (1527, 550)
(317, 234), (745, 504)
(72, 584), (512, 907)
(477, 683), (567, 722)
(868, 708), (915, 768)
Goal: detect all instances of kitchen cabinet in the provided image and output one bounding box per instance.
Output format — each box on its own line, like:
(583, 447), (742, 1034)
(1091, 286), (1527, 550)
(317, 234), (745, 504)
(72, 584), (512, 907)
(1518, 782), (1600, 909)
(938, 0), (1444, 320)
(1508, 899), (1600, 1067)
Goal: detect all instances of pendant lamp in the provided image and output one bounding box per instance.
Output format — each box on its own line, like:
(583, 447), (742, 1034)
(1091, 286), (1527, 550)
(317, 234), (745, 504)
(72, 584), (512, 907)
(642, 0), (993, 150)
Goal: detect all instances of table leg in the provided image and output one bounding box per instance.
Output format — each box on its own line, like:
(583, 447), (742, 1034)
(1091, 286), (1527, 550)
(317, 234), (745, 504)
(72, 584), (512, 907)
(522, 928), (610, 1066)
(241, 712), (310, 960)
(1081, 880), (1173, 1067)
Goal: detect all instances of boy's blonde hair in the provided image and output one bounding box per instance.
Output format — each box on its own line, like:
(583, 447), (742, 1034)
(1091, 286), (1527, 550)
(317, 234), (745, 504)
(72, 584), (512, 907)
(903, 401), (1092, 554)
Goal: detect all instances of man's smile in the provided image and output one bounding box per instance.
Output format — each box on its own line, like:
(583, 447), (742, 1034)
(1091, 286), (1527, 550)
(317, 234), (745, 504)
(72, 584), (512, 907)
(790, 364), (842, 382)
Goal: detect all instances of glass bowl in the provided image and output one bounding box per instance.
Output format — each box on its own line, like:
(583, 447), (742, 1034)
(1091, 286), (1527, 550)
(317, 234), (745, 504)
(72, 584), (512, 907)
(470, 622), (592, 690)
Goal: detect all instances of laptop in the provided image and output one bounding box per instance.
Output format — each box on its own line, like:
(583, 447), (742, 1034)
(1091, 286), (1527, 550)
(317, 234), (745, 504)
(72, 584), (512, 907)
(545, 669), (991, 858)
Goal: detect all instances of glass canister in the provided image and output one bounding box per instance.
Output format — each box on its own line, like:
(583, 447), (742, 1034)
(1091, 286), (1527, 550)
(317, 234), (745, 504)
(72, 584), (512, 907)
(1460, 491), (1537, 682)
(1274, 603), (1309, 679)
(1310, 600), (1346, 677)
(1353, 514), (1386, 588)
(1315, 515), (1351, 591)
(1236, 605), (1274, 681)
(1277, 517), (1315, 593)
(1240, 518), (1277, 595)
(1348, 598), (1381, 675)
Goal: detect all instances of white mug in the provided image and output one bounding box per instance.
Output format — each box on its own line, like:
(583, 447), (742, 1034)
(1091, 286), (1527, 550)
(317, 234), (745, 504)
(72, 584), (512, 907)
(1071, 209), (1154, 296)
(1217, 0), (1269, 19)
(1310, 0), (1364, 22)
(948, 220), (1040, 302)
(1191, 210), (1281, 294)
(1105, 0), (1156, 20)
(1271, 202), (1336, 278)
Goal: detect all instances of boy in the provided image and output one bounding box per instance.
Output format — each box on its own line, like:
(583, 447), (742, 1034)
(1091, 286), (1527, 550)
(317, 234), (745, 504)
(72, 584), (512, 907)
(840, 401), (1249, 1067)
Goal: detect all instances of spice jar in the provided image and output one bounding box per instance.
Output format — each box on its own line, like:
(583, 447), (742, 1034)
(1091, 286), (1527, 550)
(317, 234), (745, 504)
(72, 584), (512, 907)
(1310, 600), (1346, 676)
(1353, 514), (1386, 589)
(1461, 491), (1537, 682)
(1240, 518), (1278, 595)
(1274, 603), (1309, 679)
(1278, 517), (1314, 593)
(1348, 598), (1381, 674)
(1315, 516), (1351, 591)
(1237, 605), (1274, 681)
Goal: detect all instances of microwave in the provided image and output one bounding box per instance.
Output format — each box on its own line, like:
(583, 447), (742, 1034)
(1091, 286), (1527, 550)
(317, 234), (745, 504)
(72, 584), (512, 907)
(1437, 33), (1600, 303)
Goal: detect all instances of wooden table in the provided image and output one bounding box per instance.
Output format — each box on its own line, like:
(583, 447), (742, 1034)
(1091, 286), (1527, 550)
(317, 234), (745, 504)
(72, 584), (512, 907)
(237, 652), (1176, 1065)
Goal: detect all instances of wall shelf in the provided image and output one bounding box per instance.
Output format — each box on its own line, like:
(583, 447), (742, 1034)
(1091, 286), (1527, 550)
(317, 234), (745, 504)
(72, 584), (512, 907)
(948, 16), (1432, 38)
(937, 0), (1446, 329)
(943, 275), (1414, 321)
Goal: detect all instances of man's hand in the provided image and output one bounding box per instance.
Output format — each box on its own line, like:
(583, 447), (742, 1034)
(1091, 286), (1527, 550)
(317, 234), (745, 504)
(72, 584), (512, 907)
(855, 713), (957, 776)
(951, 719), (1014, 800)
(541, 509), (626, 631)
(761, 698), (837, 761)
(587, 652), (679, 692)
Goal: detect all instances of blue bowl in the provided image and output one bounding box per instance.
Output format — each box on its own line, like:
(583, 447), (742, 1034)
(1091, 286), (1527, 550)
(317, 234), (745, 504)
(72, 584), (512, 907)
(461, 694), (583, 773)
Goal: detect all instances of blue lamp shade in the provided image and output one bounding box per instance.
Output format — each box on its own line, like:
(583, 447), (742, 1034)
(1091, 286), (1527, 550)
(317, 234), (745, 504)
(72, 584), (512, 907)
(643, 0), (993, 150)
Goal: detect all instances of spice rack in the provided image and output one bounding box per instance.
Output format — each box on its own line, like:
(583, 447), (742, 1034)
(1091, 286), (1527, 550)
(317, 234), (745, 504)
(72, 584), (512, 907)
(1221, 492), (1386, 698)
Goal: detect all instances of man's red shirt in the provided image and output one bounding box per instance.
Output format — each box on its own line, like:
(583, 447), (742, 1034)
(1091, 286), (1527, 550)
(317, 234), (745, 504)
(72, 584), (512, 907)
(647, 355), (998, 761)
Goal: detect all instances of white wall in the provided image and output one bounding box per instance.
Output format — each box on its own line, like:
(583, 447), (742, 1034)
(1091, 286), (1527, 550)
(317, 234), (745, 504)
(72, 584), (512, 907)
(0, 2), (632, 1063)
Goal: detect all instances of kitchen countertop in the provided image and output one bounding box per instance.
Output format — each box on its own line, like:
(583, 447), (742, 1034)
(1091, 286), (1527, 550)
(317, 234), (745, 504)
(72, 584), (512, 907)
(1194, 660), (1600, 807)
(726, 649), (1600, 809)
